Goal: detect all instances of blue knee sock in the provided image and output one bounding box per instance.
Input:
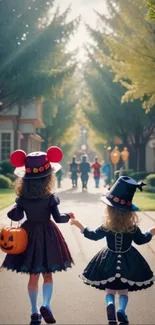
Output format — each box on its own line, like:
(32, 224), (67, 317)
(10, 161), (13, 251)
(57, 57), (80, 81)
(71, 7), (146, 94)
(105, 293), (115, 306)
(28, 290), (39, 315)
(119, 295), (128, 312)
(43, 283), (53, 311)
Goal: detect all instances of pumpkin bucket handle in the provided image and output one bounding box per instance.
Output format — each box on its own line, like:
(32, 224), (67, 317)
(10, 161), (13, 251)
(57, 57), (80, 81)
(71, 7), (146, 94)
(10, 220), (21, 228)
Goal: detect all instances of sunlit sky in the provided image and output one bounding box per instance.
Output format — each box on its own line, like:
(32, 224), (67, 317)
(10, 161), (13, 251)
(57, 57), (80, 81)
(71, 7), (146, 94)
(54, 0), (108, 61)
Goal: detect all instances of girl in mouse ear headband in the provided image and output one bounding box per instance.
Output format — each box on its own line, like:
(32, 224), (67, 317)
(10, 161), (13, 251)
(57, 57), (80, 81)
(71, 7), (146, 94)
(1, 146), (75, 325)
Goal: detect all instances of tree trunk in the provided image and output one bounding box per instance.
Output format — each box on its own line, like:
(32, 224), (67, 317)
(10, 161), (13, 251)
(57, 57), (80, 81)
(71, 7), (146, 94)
(128, 147), (137, 170)
(129, 143), (146, 172)
(139, 143), (146, 171)
(40, 128), (50, 151)
(13, 104), (22, 150)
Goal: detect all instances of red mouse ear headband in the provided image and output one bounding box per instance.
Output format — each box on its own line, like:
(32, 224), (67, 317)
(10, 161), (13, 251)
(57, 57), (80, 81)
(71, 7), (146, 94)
(46, 146), (63, 163)
(10, 150), (27, 167)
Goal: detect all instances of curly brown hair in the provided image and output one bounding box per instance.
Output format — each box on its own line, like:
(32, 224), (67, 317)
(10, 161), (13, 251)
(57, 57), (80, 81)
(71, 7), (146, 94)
(103, 205), (139, 233)
(15, 173), (55, 199)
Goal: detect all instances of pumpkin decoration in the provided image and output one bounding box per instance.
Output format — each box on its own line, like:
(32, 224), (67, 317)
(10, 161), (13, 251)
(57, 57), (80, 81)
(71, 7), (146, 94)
(0, 226), (28, 254)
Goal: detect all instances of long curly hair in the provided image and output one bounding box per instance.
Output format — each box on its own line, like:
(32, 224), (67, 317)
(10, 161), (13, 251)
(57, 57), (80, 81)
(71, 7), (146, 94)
(103, 205), (139, 232)
(15, 173), (55, 199)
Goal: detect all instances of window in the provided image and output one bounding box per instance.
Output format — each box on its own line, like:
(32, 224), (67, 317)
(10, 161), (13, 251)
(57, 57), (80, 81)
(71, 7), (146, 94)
(0, 132), (13, 160)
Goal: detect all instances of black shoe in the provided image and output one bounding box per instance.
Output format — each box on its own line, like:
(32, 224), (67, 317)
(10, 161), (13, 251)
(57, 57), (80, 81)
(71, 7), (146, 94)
(40, 305), (56, 324)
(107, 303), (117, 323)
(117, 309), (129, 324)
(30, 313), (42, 324)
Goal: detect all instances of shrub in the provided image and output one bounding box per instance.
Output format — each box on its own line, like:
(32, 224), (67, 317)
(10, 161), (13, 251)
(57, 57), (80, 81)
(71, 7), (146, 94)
(130, 171), (150, 182)
(146, 174), (155, 187)
(0, 175), (12, 188)
(6, 173), (16, 182)
(143, 185), (155, 193)
(120, 170), (150, 181)
(121, 169), (134, 177)
(143, 174), (155, 193)
(0, 160), (14, 175)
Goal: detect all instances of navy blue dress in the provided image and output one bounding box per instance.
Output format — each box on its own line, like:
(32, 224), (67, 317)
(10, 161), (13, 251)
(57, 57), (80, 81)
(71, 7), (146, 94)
(80, 226), (155, 291)
(1, 195), (74, 274)
(79, 162), (90, 182)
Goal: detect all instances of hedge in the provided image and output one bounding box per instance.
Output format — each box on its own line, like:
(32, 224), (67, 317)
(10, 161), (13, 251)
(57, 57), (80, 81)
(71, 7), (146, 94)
(0, 175), (12, 188)
(0, 160), (14, 175)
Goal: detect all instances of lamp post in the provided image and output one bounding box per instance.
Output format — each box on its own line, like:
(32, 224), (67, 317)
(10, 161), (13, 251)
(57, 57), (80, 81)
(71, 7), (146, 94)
(110, 146), (121, 173)
(110, 146), (129, 175)
(121, 147), (129, 169)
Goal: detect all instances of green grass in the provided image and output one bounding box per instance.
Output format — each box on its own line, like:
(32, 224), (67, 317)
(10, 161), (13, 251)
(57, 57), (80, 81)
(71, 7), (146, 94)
(133, 192), (155, 211)
(0, 188), (155, 211)
(0, 189), (15, 210)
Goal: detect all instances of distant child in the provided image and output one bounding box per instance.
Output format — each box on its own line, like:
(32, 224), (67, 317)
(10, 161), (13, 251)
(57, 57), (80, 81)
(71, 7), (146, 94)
(79, 155), (90, 190)
(71, 176), (155, 324)
(0, 147), (75, 324)
(91, 156), (102, 188)
(56, 168), (63, 188)
(70, 156), (79, 188)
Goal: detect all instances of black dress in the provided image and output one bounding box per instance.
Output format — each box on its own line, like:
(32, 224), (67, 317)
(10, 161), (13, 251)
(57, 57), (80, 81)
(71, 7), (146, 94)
(80, 226), (155, 291)
(1, 195), (74, 274)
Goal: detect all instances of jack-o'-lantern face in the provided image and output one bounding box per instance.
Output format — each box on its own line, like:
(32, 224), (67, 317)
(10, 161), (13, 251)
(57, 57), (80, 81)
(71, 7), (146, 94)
(0, 226), (28, 255)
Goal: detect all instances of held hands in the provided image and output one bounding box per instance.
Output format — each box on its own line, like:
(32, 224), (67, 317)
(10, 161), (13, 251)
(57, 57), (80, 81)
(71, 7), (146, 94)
(69, 213), (75, 219)
(70, 219), (85, 231)
(69, 212), (85, 231)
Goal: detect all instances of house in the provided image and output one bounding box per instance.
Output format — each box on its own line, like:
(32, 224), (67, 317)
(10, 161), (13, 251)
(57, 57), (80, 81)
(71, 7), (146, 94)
(0, 99), (45, 160)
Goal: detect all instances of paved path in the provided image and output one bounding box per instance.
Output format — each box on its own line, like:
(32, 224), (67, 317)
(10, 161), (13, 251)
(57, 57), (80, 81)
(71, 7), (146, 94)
(0, 177), (155, 324)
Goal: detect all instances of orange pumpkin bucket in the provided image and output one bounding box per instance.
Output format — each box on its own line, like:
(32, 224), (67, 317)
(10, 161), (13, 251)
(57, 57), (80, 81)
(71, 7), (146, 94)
(0, 226), (28, 255)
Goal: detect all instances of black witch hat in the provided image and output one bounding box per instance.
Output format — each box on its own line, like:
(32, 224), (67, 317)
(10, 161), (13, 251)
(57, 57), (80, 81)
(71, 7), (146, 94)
(101, 176), (146, 211)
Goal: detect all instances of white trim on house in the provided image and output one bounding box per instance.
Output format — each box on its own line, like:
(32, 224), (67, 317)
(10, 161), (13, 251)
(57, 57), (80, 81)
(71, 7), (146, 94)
(0, 130), (14, 161)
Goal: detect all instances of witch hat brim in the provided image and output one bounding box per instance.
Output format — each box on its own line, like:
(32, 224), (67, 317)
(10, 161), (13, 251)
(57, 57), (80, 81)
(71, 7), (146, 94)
(101, 195), (140, 211)
(14, 163), (61, 179)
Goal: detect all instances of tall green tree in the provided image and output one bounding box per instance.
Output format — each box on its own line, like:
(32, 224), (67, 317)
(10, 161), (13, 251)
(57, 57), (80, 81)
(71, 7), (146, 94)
(145, 0), (155, 19)
(83, 58), (155, 171)
(0, 0), (78, 148)
(40, 76), (78, 151)
(87, 0), (155, 111)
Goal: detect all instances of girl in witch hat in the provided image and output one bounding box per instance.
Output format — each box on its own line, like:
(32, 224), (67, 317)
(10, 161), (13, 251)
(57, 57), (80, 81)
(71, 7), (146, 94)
(71, 176), (155, 325)
(1, 147), (75, 325)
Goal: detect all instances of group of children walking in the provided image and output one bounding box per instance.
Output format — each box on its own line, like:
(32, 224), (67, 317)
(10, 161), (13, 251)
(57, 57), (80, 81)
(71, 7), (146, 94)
(69, 155), (111, 189)
(0, 146), (155, 325)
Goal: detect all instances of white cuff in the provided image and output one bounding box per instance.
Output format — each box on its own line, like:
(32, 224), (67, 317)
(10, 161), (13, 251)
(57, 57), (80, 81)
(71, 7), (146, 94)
(81, 226), (86, 234)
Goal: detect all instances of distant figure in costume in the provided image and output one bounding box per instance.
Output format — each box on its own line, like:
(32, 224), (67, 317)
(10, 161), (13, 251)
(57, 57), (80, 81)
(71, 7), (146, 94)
(79, 155), (90, 190)
(0, 147), (75, 325)
(56, 168), (63, 188)
(91, 156), (102, 188)
(71, 177), (155, 324)
(70, 156), (79, 188)
(102, 160), (112, 188)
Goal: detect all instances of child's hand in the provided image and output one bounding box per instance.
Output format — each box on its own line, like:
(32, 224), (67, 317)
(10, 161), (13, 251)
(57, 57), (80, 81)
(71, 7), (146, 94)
(69, 212), (75, 219)
(150, 227), (155, 236)
(70, 219), (78, 226)
(70, 219), (85, 231)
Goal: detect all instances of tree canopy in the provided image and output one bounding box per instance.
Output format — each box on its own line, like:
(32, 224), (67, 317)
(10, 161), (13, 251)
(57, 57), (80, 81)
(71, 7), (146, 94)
(0, 0), (78, 111)
(87, 0), (155, 111)
(83, 52), (155, 170)
(145, 0), (155, 19)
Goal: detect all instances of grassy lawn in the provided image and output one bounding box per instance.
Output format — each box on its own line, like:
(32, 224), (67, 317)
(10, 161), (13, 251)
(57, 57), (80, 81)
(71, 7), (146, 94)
(0, 188), (155, 211)
(0, 189), (15, 211)
(133, 192), (155, 211)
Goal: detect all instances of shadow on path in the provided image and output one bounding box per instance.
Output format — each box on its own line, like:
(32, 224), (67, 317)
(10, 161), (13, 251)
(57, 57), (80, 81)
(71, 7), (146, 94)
(57, 188), (104, 204)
